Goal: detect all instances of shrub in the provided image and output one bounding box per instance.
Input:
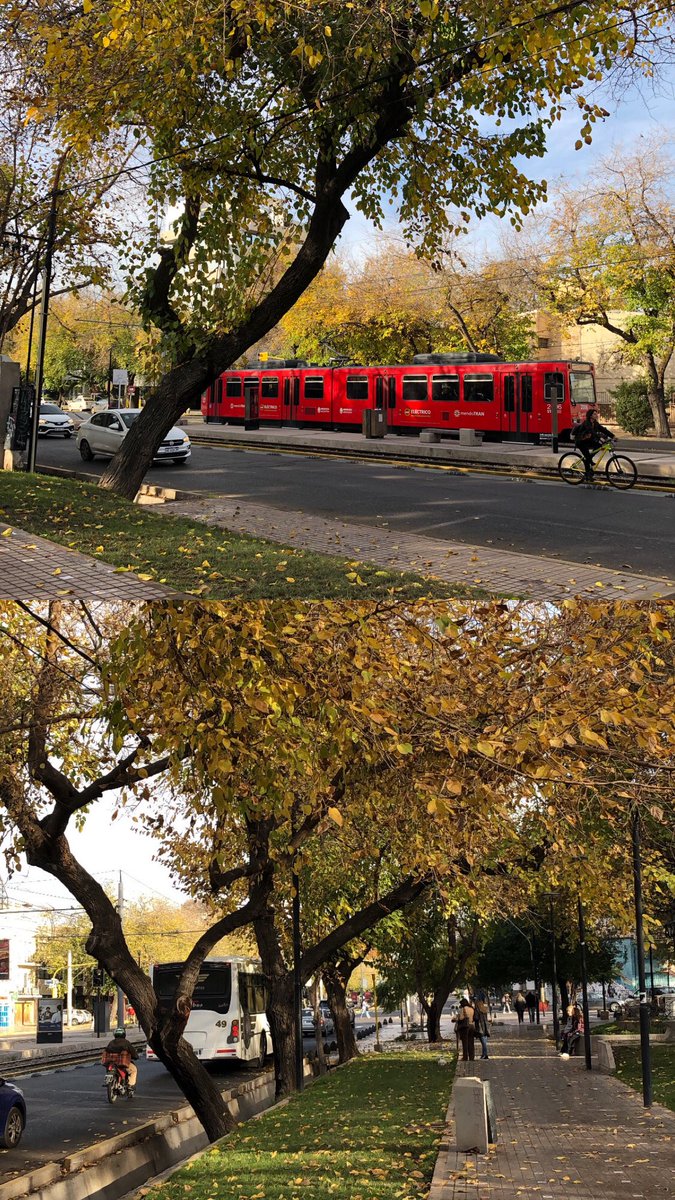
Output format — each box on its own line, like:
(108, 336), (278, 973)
(611, 379), (654, 436)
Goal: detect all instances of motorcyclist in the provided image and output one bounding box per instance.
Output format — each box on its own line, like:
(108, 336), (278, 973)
(103, 1027), (138, 1094)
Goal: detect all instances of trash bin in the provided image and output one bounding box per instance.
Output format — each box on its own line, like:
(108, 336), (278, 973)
(362, 409), (387, 438)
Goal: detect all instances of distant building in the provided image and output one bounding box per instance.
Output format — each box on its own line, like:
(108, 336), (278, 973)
(531, 311), (675, 412)
(0, 896), (43, 1033)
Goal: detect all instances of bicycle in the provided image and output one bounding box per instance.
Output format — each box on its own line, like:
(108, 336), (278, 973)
(557, 440), (637, 490)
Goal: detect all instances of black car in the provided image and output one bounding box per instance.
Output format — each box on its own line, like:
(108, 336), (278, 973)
(0, 1078), (26, 1148)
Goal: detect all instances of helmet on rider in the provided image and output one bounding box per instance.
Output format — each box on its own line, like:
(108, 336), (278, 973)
(114, 1027), (126, 1038)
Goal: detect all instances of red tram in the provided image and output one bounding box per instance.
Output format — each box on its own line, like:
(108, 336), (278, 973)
(201, 354), (596, 442)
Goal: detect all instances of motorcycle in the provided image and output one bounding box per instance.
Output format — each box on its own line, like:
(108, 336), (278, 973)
(103, 1057), (134, 1104)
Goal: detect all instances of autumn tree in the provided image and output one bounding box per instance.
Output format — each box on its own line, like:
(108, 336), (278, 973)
(529, 143), (675, 436)
(278, 247), (533, 364)
(7, 0), (669, 495)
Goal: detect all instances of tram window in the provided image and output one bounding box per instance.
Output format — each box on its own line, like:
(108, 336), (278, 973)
(304, 376), (324, 399)
(464, 374), (494, 403)
(216, 378), (223, 404)
(261, 377), (279, 399)
(569, 371), (596, 407)
(225, 377), (242, 398)
(544, 372), (565, 404)
(346, 376), (369, 400)
(431, 375), (459, 403)
(402, 375), (428, 401)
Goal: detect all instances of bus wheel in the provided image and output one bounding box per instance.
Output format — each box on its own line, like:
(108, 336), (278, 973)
(258, 1032), (267, 1068)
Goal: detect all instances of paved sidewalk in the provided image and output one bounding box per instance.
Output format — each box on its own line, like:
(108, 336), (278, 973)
(429, 1023), (675, 1199)
(160, 496), (675, 600)
(0, 523), (173, 599)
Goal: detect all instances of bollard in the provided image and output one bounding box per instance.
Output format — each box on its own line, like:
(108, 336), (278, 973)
(453, 1077), (490, 1153)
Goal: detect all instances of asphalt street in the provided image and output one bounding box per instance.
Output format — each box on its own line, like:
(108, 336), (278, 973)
(37, 438), (675, 578)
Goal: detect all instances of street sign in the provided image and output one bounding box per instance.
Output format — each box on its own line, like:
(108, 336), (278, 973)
(112, 368), (128, 386)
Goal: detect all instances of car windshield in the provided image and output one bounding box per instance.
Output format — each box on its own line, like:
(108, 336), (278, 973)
(41, 403), (62, 414)
(118, 412), (138, 428)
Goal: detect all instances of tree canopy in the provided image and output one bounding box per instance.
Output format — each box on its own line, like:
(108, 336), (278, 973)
(6, 0), (672, 494)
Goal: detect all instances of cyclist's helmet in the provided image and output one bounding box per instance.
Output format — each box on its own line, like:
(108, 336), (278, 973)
(114, 1027), (126, 1038)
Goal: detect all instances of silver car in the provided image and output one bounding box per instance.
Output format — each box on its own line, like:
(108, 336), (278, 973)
(76, 408), (191, 464)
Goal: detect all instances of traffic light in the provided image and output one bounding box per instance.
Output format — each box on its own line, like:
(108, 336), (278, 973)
(93, 968), (105, 988)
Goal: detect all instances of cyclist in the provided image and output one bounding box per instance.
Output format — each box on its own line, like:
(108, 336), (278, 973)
(572, 407), (615, 480)
(103, 1027), (138, 1094)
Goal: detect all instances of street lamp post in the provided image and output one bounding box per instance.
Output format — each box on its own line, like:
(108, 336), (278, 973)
(631, 807), (652, 1106)
(544, 892), (561, 1049)
(576, 897), (592, 1070)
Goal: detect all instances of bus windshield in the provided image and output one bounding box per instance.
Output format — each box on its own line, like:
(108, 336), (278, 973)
(153, 963), (232, 1013)
(569, 371), (596, 407)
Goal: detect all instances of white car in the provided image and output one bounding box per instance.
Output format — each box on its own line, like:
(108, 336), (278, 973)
(76, 409), (191, 464)
(38, 403), (76, 437)
(70, 1008), (93, 1025)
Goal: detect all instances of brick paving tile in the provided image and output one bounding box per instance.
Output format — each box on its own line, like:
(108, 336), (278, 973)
(428, 1023), (675, 1200)
(0, 524), (173, 599)
(159, 497), (674, 600)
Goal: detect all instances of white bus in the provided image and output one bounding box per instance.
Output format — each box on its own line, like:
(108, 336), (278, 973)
(148, 957), (272, 1067)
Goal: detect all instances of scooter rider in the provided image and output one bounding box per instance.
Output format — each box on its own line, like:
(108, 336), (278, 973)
(103, 1027), (138, 1094)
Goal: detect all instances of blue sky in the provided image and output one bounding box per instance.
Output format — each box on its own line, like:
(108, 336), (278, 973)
(337, 67), (675, 262)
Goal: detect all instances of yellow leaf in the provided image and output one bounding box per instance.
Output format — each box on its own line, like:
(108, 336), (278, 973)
(327, 806), (343, 827)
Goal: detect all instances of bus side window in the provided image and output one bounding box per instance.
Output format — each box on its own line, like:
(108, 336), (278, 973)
(544, 372), (564, 405)
(239, 973), (251, 1011)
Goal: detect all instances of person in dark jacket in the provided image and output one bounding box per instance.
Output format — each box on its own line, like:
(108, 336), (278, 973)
(473, 992), (490, 1059)
(514, 991), (527, 1024)
(525, 990), (537, 1022)
(454, 996), (476, 1061)
(572, 408), (615, 479)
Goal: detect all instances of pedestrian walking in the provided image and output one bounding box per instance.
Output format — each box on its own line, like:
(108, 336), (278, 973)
(473, 991), (490, 1060)
(501, 992), (511, 1014)
(514, 991), (527, 1024)
(455, 995), (476, 1061)
(525, 989), (537, 1022)
(360, 996), (370, 1018)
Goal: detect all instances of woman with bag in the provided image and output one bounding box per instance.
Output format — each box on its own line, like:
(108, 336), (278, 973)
(454, 996), (476, 1061)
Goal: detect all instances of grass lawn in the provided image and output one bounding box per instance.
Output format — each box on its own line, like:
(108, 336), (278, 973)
(147, 1051), (453, 1200)
(0, 474), (480, 599)
(593, 1019), (668, 1036)
(613, 1043), (675, 1112)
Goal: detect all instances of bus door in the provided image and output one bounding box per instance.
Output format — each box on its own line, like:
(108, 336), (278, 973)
(283, 375), (300, 423)
(502, 372), (533, 439)
(243, 378), (259, 429)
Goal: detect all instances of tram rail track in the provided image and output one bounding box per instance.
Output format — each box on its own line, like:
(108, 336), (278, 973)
(1, 1041), (147, 1079)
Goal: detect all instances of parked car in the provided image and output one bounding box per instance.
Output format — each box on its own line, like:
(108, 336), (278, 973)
(318, 1001), (335, 1035)
(301, 1007), (333, 1037)
(70, 1008), (93, 1025)
(609, 995), (640, 1017)
(38, 403), (75, 438)
(76, 409), (191, 464)
(0, 1078), (26, 1148)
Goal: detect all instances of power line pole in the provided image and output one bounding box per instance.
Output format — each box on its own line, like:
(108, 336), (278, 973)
(117, 872), (125, 1028)
(27, 187), (60, 473)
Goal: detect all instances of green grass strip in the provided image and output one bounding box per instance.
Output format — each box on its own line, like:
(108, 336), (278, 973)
(613, 1044), (675, 1112)
(0, 474), (481, 599)
(148, 1051), (453, 1200)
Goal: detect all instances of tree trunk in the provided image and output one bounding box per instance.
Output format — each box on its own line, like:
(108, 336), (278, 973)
(645, 355), (671, 438)
(309, 978), (328, 1074)
(427, 1001), (442, 1044)
(149, 1028), (236, 1141)
(324, 969), (359, 1065)
(253, 904), (298, 1098)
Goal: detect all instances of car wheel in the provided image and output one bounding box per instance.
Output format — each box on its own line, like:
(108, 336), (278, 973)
(79, 439), (94, 461)
(1, 1105), (24, 1148)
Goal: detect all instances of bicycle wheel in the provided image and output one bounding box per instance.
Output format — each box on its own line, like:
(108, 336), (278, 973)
(605, 454), (637, 490)
(558, 451), (586, 485)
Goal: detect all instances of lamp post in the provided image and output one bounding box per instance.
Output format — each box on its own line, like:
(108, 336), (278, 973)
(576, 897), (592, 1070)
(27, 187), (59, 473)
(543, 892), (560, 1049)
(631, 807), (652, 1106)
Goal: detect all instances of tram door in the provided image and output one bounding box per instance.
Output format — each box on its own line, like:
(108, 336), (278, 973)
(375, 376), (396, 411)
(502, 372), (533, 440)
(244, 379), (259, 429)
(283, 376), (300, 424)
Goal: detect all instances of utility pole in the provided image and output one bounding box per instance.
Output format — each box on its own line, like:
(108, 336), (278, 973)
(117, 872), (125, 1028)
(27, 187), (59, 474)
(292, 865), (304, 1092)
(67, 949), (73, 1029)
